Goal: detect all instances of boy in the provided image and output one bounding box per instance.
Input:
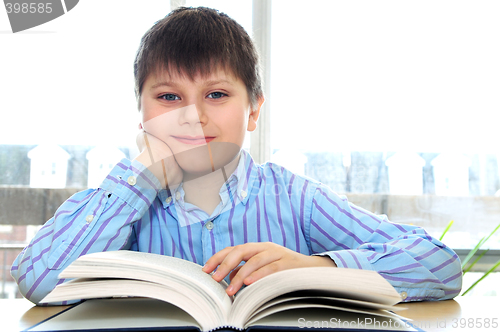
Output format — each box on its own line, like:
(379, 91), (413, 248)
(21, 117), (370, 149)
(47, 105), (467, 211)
(11, 7), (462, 305)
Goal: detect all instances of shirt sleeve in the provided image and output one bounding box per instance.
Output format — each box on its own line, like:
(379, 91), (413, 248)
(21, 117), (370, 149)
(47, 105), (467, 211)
(10, 159), (161, 305)
(307, 183), (463, 302)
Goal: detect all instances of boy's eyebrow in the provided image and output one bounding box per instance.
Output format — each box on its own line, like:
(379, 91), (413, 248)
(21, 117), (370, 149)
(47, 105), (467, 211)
(150, 81), (177, 90)
(149, 79), (234, 90)
(204, 79), (234, 87)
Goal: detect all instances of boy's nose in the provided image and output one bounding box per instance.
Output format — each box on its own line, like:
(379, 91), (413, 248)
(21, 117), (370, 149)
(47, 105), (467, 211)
(178, 104), (203, 125)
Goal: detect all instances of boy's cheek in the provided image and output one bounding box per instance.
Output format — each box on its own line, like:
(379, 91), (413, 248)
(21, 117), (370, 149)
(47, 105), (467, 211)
(142, 113), (177, 142)
(139, 96), (164, 122)
(139, 104), (157, 123)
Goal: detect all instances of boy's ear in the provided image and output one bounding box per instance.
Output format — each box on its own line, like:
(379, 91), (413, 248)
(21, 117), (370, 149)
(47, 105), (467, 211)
(247, 97), (265, 132)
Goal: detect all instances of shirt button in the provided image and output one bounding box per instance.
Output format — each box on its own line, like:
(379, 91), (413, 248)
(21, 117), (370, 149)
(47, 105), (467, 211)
(400, 291), (408, 300)
(175, 191), (181, 200)
(205, 221), (214, 230)
(85, 215), (94, 223)
(241, 190), (247, 198)
(127, 176), (137, 186)
(165, 197), (172, 204)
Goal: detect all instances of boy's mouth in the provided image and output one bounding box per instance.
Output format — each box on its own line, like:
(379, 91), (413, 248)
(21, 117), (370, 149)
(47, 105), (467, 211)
(173, 136), (215, 145)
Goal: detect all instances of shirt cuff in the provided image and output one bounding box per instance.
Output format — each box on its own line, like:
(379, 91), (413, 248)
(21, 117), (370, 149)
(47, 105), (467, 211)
(314, 251), (449, 302)
(313, 250), (375, 271)
(394, 287), (445, 302)
(99, 158), (161, 216)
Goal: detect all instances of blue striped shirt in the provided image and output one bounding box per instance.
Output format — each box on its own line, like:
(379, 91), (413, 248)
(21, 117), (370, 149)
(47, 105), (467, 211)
(11, 149), (462, 304)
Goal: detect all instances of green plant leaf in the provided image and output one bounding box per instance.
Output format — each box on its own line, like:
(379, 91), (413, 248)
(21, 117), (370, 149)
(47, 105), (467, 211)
(482, 222), (500, 244)
(461, 236), (485, 270)
(463, 249), (488, 274)
(461, 222), (500, 270)
(439, 220), (454, 241)
(461, 258), (500, 296)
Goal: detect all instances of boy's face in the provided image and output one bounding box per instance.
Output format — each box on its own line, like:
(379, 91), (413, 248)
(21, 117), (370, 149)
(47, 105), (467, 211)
(139, 67), (261, 176)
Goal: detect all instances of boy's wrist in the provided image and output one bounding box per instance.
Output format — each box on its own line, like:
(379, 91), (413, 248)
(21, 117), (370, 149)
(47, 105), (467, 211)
(311, 255), (337, 268)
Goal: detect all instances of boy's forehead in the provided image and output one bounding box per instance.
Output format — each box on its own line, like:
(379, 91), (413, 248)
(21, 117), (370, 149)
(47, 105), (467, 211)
(149, 65), (238, 85)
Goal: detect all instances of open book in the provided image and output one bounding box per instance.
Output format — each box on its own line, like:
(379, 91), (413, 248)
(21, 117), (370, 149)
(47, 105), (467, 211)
(37, 250), (416, 332)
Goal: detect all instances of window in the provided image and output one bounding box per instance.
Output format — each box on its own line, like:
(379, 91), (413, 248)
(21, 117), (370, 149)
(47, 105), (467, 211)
(270, 0), (500, 249)
(1, 0), (173, 186)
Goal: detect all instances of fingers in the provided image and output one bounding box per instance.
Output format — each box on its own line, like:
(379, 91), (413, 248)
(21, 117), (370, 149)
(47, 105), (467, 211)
(202, 246), (234, 274)
(142, 132), (156, 164)
(137, 131), (170, 157)
(202, 243), (338, 297)
(203, 243), (273, 280)
(229, 266), (242, 281)
(134, 130), (183, 190)
(226, 251), (280, 296)
(202, 243), (285, 296)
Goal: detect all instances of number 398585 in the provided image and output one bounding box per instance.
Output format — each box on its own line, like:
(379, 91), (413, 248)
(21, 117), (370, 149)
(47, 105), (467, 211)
(5, 3), (53, 14)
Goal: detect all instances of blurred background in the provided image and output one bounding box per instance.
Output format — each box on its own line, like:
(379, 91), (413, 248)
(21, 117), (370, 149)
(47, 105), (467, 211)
(1, 0), (499, 298)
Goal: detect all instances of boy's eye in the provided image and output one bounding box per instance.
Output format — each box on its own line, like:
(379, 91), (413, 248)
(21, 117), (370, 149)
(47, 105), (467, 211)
(160, 94), (180, 101)
(207, 92), (227, 99)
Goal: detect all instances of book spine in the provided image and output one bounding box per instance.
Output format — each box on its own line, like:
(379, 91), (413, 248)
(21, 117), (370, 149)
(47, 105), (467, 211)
(209, 325), (243, 332)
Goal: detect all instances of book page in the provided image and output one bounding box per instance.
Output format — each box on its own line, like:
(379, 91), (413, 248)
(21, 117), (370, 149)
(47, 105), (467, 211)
(43, 278), (218, 330)
(28, 298), (201, 332)
(247, 294), (406, 322)
(229, 267), (401, 327)
(246, 301), (404, 327)
(49, 251), (232, 326)
(60, 251), (229, 304)
(247, 307), (418, 331)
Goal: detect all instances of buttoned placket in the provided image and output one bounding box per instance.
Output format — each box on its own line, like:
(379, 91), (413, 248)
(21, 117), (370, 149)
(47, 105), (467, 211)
(201, 214), (219, 264)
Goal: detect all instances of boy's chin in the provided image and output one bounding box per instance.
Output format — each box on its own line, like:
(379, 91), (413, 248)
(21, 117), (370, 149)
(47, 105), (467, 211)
(174, 142), (241, 180)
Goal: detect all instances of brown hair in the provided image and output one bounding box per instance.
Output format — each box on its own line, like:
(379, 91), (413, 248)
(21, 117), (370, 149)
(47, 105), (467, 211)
(134, 7), (263, 110)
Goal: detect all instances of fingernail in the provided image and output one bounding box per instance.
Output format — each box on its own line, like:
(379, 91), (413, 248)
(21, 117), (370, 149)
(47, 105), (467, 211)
(212, 271), (219, 279)
(227, 285), (234, 293)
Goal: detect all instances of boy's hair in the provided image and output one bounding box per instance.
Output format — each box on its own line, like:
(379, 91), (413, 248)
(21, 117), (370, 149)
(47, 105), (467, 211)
(134, 7), (263, 110)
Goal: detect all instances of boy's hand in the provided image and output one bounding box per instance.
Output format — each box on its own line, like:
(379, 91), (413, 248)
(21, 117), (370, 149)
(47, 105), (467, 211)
(202, 242), (336, 296)
(134, 129), (183, 190)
